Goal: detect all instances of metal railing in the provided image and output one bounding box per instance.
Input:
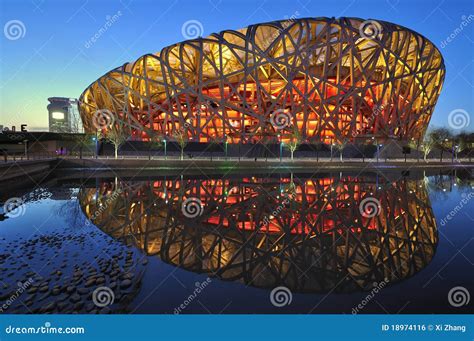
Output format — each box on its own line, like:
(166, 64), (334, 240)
(2, 151), (472, 164)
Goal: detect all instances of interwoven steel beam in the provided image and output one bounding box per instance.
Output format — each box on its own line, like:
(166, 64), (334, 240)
(78, 17), (445, 145)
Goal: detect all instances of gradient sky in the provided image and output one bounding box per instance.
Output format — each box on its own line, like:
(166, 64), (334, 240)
(0, 0), (473, 131)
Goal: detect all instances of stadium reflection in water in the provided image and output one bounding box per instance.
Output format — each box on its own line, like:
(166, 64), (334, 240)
(79, 174), (438, 293)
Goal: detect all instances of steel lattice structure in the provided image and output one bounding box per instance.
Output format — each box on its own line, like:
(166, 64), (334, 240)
(78, 17), (445, 145)
(79, 175), (437, 292)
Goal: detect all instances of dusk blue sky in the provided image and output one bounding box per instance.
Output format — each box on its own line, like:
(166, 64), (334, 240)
(0, 0), (473, 131)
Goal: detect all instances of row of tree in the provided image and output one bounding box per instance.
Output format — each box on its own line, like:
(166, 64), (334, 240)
(414, 128), (473, 161)
(76, 119), (473, 161)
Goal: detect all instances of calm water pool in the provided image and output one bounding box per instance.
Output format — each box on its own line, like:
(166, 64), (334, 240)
(1, 170), (472, 314)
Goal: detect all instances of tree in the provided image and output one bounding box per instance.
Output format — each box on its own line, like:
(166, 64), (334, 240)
(208, 138), (221, 161)
(287, 127), (301, 161)
(173, 130), (188, 160)
(420, 132), (436, 161)
(334, 140), (348, 162)
(261, 135), (273, 162)
(148, 133), (163, 160)
(76, 133), (95, 159)
(430, 128), (452, 162)
(102, 122), (128, 159)
(453, 132), (470, 161)
(313, 141), (323, 162)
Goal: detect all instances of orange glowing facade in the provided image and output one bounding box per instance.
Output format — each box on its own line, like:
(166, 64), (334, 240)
(78, 17), (445, 144)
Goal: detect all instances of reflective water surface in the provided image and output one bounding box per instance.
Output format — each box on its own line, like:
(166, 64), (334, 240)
(1, 171), (472, 313)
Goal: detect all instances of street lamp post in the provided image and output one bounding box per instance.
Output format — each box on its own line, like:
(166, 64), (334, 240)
(442, 138), (449, 163)
(23, 140), (28, 160)
(330, 138), (334, 161)
(225, 136), (228, 160)
(371, 136), (376, 162)
(280, 141), (284, 162)
(94, 129), (98, 159)
(278, 134), (282, 162)
(163, 139), (167, 160)
(238, 139), (241, 162)
(91, 136), (96, 159)
(415, 137), (420, 163)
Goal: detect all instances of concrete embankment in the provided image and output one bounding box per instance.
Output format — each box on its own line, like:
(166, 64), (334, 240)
(0, 159), (58, 191)
(53, 157), (474, 180)
(58, 157), (474, 170)
(1, 157), (473, 184)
